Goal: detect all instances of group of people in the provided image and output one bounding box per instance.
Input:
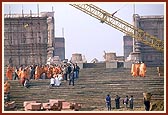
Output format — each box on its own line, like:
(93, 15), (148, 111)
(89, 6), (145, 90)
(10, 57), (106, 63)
(5, 62), (80, 88)
(131, 61), (147, 77)
(105, 94), (134, 111)
(105, 93), (152, 111)
(49, 63), (80, 87)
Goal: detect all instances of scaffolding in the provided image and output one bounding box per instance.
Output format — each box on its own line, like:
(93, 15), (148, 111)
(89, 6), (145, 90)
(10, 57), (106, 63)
(4, 11), (51, 67)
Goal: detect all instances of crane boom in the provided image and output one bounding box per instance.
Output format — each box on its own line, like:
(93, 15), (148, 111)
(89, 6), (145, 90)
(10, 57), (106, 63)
(70, 4), (164, 52)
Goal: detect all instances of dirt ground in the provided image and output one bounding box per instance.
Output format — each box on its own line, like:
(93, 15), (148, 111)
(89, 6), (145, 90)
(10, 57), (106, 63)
(150, 100), (164, 111)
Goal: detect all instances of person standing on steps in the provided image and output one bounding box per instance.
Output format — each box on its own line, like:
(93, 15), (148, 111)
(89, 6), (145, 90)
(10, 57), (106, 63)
(74, 63), (80, 80)
(129, 95), (134, 109)
(123, 95), (129, 109)
(143, 93), (152, 111)
(67, 63), (72, 80)
(69, 69), (75, 86)
(105, 94), (112, 111)
(115, 95), (121, 109)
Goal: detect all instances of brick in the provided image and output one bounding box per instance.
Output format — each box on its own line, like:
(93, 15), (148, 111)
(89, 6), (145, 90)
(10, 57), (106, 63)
(42, 103), (50, 110)
(23, 101), (36, 107)
(24, 103), (41, 111)
(24, 103), (31, 111)
(31, 103), (42, 111)
(62, 102), (71, 110)
(48, 99), (65, 110)
(49, 99), (58, 107)
(49, 100), (59, 110)
(57, 99), (65, 110)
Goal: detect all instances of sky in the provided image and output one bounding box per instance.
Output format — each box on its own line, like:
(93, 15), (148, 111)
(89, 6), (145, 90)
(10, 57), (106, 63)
(3, 2), (165, 62)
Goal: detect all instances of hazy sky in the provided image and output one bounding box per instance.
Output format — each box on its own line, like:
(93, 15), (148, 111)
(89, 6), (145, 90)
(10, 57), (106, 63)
(3, 2), (165, 62)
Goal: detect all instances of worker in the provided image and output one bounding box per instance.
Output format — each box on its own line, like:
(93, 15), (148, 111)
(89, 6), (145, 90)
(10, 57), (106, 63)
(139, 62), (147, 77)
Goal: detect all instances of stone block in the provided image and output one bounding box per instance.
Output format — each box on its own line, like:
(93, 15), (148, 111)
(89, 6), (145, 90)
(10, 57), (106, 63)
(24, 103), (41, 111)
(49, 99), (65, 110)
(42, 103), (50, 110)
(49, 99), (59, 110)
(24, 103), (31, 111)
(57, 99), (65, 110)
(49, 99), (58, 106)
(23, 101), (36, 107)
(31, 103), (42, 111)
(62, 102), (71, 110)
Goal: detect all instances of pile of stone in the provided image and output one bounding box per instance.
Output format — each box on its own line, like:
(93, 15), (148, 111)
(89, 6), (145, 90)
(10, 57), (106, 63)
(23, 99), (81, 111)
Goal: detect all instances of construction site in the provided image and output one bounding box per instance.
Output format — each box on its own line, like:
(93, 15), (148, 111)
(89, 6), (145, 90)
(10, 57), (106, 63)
(3, 3), (165, 112)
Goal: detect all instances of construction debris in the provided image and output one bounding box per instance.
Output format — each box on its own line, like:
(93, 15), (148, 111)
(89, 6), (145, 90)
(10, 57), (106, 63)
(23, 99), (81, 111)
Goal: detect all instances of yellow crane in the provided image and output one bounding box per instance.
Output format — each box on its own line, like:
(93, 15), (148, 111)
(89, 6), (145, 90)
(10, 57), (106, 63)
(70, 4), (164, 52)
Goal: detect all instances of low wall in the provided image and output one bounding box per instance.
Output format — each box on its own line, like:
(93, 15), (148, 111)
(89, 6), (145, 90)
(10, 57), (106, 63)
(124, 62), (133, 68)
(106, 62), (117, 68)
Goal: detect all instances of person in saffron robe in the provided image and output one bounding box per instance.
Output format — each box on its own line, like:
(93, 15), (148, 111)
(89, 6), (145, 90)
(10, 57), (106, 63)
(47, 66), (53, 79)
(43, 65), (48, 79)
(6, 65), (14, 80)
(52, 66), (58, 75)
(4, 81), (11, 102)
(25, 66), (30, 79)
(35, 65), (40, 80)
(18, 66), (23, 79)
(4, 81), (11, 94)
(135, 62), (140, 77)
(131, 63), (136, 77)
(139, 62), (147, 77)
(19, 69), (26, 86)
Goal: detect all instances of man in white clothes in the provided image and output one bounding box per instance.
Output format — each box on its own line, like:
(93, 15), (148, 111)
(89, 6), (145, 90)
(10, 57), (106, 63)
(55, 75), (61, 87)
(50, 76), (55, 87)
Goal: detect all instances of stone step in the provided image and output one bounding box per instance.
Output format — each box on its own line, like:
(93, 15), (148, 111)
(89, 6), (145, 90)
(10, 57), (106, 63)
(6, 67), (164, 111)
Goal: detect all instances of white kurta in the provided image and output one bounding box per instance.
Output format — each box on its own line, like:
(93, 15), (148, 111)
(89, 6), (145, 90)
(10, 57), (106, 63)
(50, 78), (55, 85)
(55, 77), (61, 86)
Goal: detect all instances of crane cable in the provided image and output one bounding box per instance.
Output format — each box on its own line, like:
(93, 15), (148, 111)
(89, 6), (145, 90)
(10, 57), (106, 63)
(111, 4), (128, 16)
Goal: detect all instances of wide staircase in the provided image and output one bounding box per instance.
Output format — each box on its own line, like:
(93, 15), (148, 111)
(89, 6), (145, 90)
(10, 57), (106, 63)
(6, 67), (164, 111)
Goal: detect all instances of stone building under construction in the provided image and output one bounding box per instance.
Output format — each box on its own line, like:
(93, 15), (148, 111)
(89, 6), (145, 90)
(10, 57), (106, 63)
(124, 14), (164, 67)
(4, 11), (55, 67)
